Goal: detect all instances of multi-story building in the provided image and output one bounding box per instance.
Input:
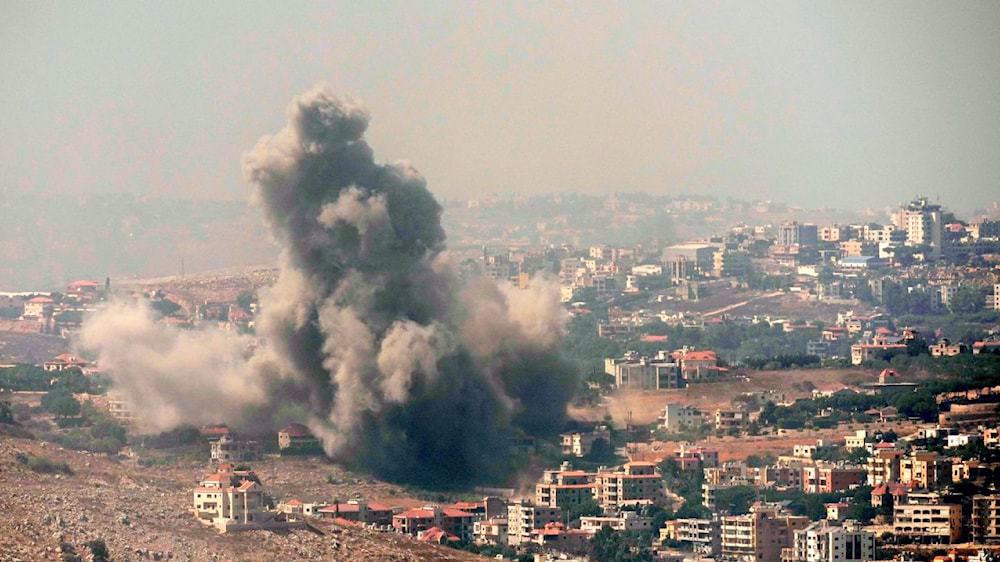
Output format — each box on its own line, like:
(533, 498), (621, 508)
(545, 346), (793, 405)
(192, 464), (277, 532)
(802, 464), (866, 494)
(662, 403), (705, 432)
(210, 434), (260, 463)
(715, 409), (750, 434)
(779, 222), (818, 248)
(867, 447), (904, 486)
(579, 511), (654, 535)
(507, 500), (562, 546)
(604, 352), (683, 390)
(788, 520), (875, 561)
(971, 493), (1000, 544)
(900, 451), (952, 489)
(593, 462), (665, 511)
(721, 504), (809, 562)
(661, 517), (721, 555)
(712, 248), (751, 278)
(893, 492), (963, 544)
(893, 197), (943, 259)
(473, 517), (508, 546)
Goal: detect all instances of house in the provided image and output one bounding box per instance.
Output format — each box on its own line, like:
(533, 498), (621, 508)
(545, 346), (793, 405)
(317, 500), (394, 525)
(418, 526), (460, 544)
(715, 409), (750, 434)
(473, 517), (508, 546)
(278, 423), (322, 455)
(671, 348), (726, 382)
(192, 464), (298, 533)
(929, 339), (966, 357)
(392, 506), (476, 541)
(527, 522), (590, 553)
(210, 434), (260, 463)
(22, 296), (54, 319)
(662, 403), (704, 432)
(560, 426), (611, 457)
(972, 340), (1000, 355)
(42, 353), (91, 372)
(850, 343), (907, 365)
(593, 462), (665, 511)
(579, 511), (654, 535)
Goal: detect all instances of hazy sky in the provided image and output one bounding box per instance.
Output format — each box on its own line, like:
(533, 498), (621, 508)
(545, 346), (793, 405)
(3, 1), (999, 210)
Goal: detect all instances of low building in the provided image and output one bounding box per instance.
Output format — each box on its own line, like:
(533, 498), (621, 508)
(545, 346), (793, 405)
(715, 409), (750, 434)
(392, 506), (476, 542)
(42, 353), (91, 372)
(720, 504), (809, 562)
(473, 517), (508, 546)
(192, 464), (297, 533)
(579, 511), (654, 535)
(317, 500), (394, 526)
(604, 353), (682, 390)
(561, 426), (611, 457)
(277, 423), (322, 455)
(850, 343), (907, 365)
(593, 462), (665, 511)
(527, 522), (590, 553)
(662, 403), (704, 432)
(802, 464), (866, 494)
(971, 493), (1000, 544)
(660, 517), (720, 555)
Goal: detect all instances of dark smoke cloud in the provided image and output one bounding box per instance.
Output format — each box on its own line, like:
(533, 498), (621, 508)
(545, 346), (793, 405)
(81, 85), (576, 485)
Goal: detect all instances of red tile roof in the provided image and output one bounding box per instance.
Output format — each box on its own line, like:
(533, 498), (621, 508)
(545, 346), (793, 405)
(280, 423), (312, 437)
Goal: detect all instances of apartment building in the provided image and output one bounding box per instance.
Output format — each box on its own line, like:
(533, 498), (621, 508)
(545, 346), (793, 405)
(900, 451), (952, 489)
(579, 511), (654, 536)
(721, 504), (810, 562)
(893, 492), (963, 544)
(535, 464), (596, 510)
(593, 462), (665, 511)
(802, 464), (866, 494)
(788, 520), (875, 562)
(662, 403), (705, 432)
(715, 409), (751, 434)
(560, 426), (611, 457)
(661, 517), (720, 555)
(507, 500), (562, 546)
(971, 494), (1000, 544)
(867, 447), (904, 486)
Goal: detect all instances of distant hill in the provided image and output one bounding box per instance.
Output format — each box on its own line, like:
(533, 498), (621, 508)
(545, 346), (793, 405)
(0, 193), (279, 290)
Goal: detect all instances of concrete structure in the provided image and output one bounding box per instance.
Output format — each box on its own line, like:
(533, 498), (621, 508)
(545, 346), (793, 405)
(316, 500), (394, 526)
(661, 517), (720, 555)
(720, 504), (809, 562)
(210, 434), (260, 463)
(535, 464), (597, 510)
(579, 511), (654, 535)
(662, 403), (705, 432)
(867, 447), (904, 486)
(277, 423), (321, 454)
(789, 520), (874, 561)
(392, 506), (476, 542)
(971, 494), (1000, 544)
(593, 462), (665, 512)
(473, 517), (508, 546)
(893, 492), (963, 544)
(900, 451), (952, 489)
(192, 464), (296, 533)
(604, 353), (683, 390)
(507, 500), (562, 546)
(893, 197), (943, 259)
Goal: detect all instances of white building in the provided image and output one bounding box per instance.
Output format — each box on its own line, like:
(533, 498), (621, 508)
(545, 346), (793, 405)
(791, 520), (874, 561)
(662, 403), (704, 432)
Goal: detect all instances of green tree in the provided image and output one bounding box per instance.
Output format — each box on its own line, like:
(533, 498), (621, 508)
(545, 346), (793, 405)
(41, 390), (81, 418)
(950, 285), (986, 314)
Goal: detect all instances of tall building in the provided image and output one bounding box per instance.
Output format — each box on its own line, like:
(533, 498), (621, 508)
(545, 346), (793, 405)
(971, 493), (1000, 543)
(893, 492), (963, 544)
(507, 500), (562, 546)
(789, 520), (875, 562)
(721, 504), (809, 562)
(893, 197), (944, 259)
(779, 222), (818, 247)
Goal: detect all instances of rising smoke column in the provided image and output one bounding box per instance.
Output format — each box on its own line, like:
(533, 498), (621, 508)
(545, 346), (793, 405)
(84, 85), (576, 485)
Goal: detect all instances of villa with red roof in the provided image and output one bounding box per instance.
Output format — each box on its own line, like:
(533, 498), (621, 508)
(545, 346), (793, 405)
(278, 423), (322, 455)
(317, 500), (394, 526)
(42, 353), (91, 372)
(192, 464), (300, 533)
(22, 296), (54, 319)
(392, 505), (476, 541)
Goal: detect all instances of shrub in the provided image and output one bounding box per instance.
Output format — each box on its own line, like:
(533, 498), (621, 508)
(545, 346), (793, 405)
(15, 452), (73, 475)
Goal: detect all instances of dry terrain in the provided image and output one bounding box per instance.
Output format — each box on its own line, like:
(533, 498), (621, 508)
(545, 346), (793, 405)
(0, 433), (490, 562)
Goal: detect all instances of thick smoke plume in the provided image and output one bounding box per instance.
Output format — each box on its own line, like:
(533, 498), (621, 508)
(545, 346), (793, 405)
(80, 85), (576, 485)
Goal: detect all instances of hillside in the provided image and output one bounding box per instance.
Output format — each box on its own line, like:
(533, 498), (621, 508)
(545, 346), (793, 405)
(0, 433), (490, 562)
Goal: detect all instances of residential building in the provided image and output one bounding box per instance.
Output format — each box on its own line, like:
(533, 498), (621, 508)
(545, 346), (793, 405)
(867, 447), (904, 486)
(507, 500), (562, 546)
(971, 494), (1000, 544)
(893, 492), (963, 544)
(316, 500), (394, 526)
(893, 197), (943, 259)
(210, 434), (260, 463)
(802, 464), (866, 494)
(662, 403), (704, 432)
(527, 522), (590, 553)
(789, 520), (874, 561)
(720, 504), (809, 562)
(593, 462), (665, 511)
(560, 426), (611, 457)
(277, 423), (322, 454)
(392, 506), (476, 542)
(715, 409), (750, 434)
(851, 343), (907, 365)
(535, 464), (596, 510)
(661, 517), (721, 555)
(671, 348), (725, 381)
